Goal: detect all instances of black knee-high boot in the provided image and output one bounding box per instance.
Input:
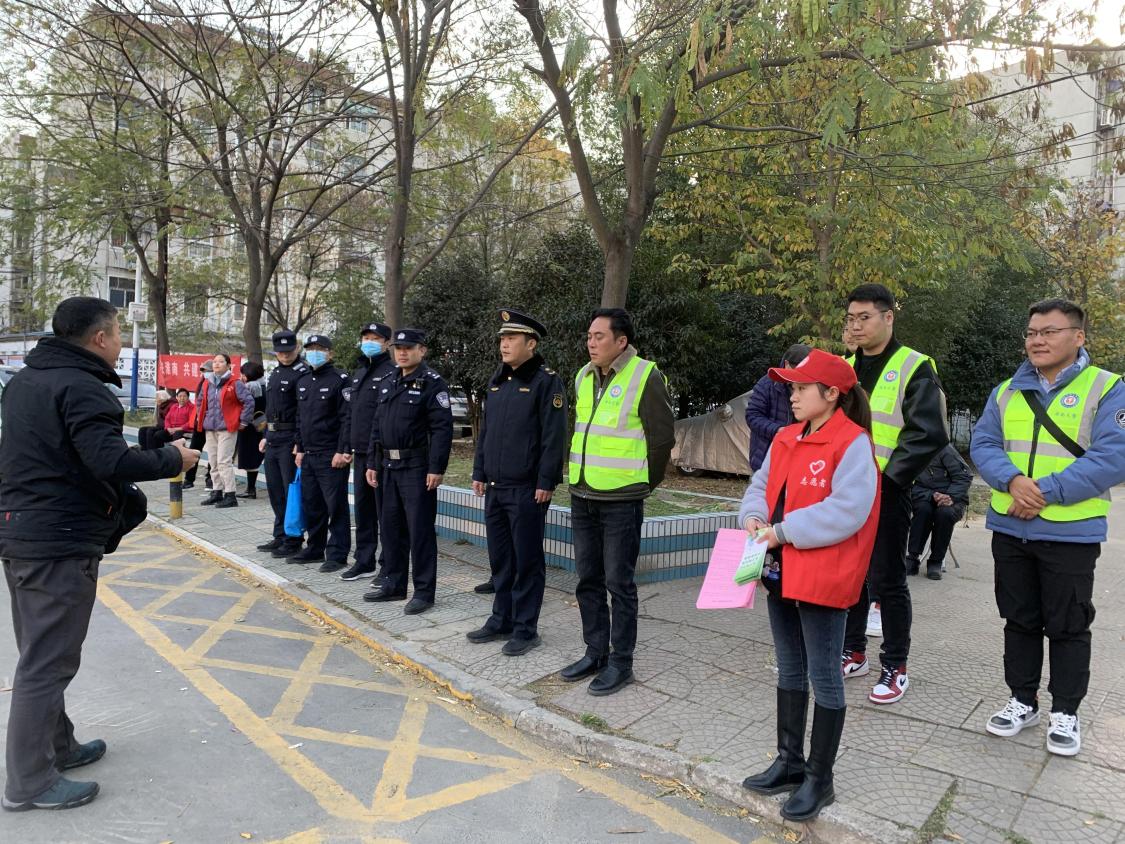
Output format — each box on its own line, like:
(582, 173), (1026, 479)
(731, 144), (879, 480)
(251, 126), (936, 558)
(742, 687), (808, 795)
(781, 704), (846, 821)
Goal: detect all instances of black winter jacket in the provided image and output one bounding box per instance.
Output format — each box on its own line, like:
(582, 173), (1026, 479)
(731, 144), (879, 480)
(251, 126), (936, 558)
(0, 338), (182, 560)
(911, 444), (972, 507)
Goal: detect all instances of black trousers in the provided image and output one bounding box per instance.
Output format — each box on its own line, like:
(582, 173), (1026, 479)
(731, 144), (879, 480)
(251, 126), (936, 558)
(3, 556), (99, 802)
(485, 486), (548, 638)
(352, 455), (384, 574)
(993, 532), (1099, 714)
(263, 439), (298, 541)
(844, 476), (913, 667)
(185, 429), (211, 487)
(379, 466), (438, 602)
(908, 498), (964, 565)
(571, 496), (644, 670)
(300, 451), (351, 562)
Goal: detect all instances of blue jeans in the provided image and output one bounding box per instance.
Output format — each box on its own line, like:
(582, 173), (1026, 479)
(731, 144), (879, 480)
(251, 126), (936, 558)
(767, 592), (847, 709)
(571, 496), (644, 669)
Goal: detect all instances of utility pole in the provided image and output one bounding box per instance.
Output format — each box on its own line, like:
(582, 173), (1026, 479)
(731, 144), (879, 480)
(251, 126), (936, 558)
(130, 255), (142, 411)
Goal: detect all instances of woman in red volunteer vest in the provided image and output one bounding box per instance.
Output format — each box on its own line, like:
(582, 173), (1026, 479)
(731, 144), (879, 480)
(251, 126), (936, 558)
(191, 353), (254, 508)
(738, 349), (881, 821)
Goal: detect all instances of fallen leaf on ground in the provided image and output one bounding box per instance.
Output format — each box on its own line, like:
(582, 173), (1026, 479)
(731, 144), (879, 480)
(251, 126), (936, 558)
(607, 829), (645, 835)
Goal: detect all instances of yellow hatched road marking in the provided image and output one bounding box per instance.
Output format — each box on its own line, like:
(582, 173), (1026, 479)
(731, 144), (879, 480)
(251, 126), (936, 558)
(96, 533), (747, 843)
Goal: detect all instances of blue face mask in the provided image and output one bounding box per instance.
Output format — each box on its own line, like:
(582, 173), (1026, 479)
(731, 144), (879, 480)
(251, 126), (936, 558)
(360, 340), (383, 357)
(305, 350), (328, 368)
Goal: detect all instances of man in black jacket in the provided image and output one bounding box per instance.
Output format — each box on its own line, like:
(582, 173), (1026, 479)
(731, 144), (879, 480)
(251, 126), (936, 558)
(0, 297), (197, 811)
(907, 444), (971, 581)
(341, 322), (395, 582)
(467, 310), (567, 656)
(840, 284), (948, 705)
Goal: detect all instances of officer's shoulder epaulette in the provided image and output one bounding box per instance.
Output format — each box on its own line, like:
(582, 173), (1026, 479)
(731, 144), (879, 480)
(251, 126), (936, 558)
(426, 370), (441, 380)
(294, 362), (308, 372)
(339, 372), (349, 380)
(540, 364), (556, 375)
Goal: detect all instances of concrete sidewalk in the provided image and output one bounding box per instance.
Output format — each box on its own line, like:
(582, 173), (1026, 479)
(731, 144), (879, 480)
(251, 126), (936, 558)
(137, 479), (1125, 843)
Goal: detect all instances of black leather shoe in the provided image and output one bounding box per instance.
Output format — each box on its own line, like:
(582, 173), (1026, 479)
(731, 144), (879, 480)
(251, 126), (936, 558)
(503, 636), (541, 656)
(403, 597), (434, 615)
(473, 580), (496, 594)
(287, 549), (324, 564)
(318, 560), (347, 574)
(560, 654), (608, 682)
(363, 588), (407, 603)
(272, 541), (303, 558)
(200, 490), (223, 506)
(2, 778), (99, 812)
(926, 559), (943, 580)
(56, 739), (106, 772)
(588, 665), (634, 696)
(257, 537), (284, 552)
(466, 625), (512, 643)
(905, 554), (921, 576)
(181, 481), (195, 490)
(214, 492), (239, 508)
(236, 489), (257, 499)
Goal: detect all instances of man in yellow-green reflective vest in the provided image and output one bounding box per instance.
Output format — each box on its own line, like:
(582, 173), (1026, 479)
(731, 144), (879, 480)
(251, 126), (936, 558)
(840, 284), (949, 706)
(560, 308), (674, 697)
(972, 299), (1125, 759)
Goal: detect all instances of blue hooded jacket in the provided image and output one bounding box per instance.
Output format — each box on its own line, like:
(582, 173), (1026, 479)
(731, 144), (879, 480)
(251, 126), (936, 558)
(745, 371), (792, 472)
(970, 349), (1125, 543)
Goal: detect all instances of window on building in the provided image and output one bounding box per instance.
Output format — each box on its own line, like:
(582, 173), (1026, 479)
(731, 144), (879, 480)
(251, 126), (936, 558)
(347, 114), (367, 133)
(111, 225), (127, 248)
(188, 239), (212, 260)
(183, 289), (208, 317)
(108, 275), (135, 308)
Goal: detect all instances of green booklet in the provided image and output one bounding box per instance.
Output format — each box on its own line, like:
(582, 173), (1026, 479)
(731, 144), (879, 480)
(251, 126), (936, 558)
(733, 535), (769, 585)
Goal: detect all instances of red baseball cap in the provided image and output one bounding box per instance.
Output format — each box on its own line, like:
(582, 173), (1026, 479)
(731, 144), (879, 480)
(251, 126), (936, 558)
(768, 348), (858, 394)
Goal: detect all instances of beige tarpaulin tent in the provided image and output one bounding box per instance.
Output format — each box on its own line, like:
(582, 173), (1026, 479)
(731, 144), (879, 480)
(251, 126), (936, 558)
(671, 390), (753, 477)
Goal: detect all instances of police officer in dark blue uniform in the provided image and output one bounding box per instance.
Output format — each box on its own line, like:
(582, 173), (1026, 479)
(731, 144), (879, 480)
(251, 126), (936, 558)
(256, 330), (308, 558)
(290, 334), (352, 572)
(340, 322), (396, 582)
(362, 328), (453, 614)
(467, 310), (567, 655)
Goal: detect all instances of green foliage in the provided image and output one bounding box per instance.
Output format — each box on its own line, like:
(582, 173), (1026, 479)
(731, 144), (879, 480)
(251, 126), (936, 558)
(405, 254), (499, 424)
(319, 271), (387, 374)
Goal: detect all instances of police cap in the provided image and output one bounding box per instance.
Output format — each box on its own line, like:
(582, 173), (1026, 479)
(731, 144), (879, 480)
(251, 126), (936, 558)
(272, 329), (298, 352)
(304, 334), (333, 350)
(388, 328), (427, 347)
(361, 322), (393, 339)
(497, 308), (547, 339)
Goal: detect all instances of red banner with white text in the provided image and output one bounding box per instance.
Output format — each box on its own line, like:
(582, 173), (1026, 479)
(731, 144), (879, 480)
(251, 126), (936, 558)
(157, 354), (242, 393)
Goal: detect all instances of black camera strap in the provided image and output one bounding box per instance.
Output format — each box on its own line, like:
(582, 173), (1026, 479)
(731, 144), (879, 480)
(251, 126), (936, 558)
(1020, 389), (1086, 459)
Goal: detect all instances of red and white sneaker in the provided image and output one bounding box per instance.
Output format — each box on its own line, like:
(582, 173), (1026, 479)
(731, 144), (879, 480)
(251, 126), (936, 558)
(841, 650), (869, 678)
(870, 664), (909, 704)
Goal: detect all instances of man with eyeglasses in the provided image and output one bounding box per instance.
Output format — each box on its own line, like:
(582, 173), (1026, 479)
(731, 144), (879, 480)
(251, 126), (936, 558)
(971, 299), (1124, 757)
(840, 284), (948, 705)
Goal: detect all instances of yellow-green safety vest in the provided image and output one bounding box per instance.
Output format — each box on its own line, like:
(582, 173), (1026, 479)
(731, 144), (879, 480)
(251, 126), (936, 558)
(990, 366), (1120, 521)
(569, 355), (655, 490)
(847, 346), (935, 471)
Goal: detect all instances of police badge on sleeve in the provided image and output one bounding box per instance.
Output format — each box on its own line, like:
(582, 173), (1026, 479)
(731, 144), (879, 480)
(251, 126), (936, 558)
(437, 392), (451, 409)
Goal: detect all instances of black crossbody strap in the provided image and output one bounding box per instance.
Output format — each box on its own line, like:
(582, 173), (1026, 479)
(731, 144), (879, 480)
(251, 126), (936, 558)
(1020, 389), (1086, 459)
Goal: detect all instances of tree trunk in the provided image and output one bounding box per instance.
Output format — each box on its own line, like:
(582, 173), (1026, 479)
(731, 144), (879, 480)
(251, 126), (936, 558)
(601, 236), (636, 308)
(383, 192), (407, 328)
(153, 205), (171, 355)
(242, 244), (267, 363)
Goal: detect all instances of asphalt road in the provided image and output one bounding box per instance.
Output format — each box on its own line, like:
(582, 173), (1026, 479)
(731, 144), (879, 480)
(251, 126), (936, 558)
(1, 527), (776, 844)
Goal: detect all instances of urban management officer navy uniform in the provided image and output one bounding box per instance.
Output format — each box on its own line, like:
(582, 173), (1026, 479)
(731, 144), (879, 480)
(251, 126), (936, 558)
(257, 330), (308, 558)
(291, 334), (352, 572)
(341, 322), (396, 582)
(467, 310), (567, 655)
(363, 328), (453, 615)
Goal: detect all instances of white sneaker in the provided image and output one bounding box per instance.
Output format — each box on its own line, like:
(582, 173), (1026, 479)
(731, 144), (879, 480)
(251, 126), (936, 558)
(866, 602), (882, 638)
(1046, 712), (1081, 756)
(985, 697), (1040, 737)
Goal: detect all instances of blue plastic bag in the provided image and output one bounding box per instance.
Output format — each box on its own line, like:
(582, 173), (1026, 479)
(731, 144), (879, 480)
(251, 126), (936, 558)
(284, 467), (305, 537)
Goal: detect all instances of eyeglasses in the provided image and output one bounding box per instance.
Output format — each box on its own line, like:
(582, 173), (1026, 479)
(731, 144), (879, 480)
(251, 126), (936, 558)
(844, 309), (889, 327)
(1022, 326), (1081, 340)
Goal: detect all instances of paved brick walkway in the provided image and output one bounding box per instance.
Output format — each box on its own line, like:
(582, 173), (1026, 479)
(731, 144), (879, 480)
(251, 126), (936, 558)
(139, 478), (1125, 843)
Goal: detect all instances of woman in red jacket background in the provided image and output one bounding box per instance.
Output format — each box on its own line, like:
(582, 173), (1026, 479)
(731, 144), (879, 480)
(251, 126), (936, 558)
(737, 349), (880, 821)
